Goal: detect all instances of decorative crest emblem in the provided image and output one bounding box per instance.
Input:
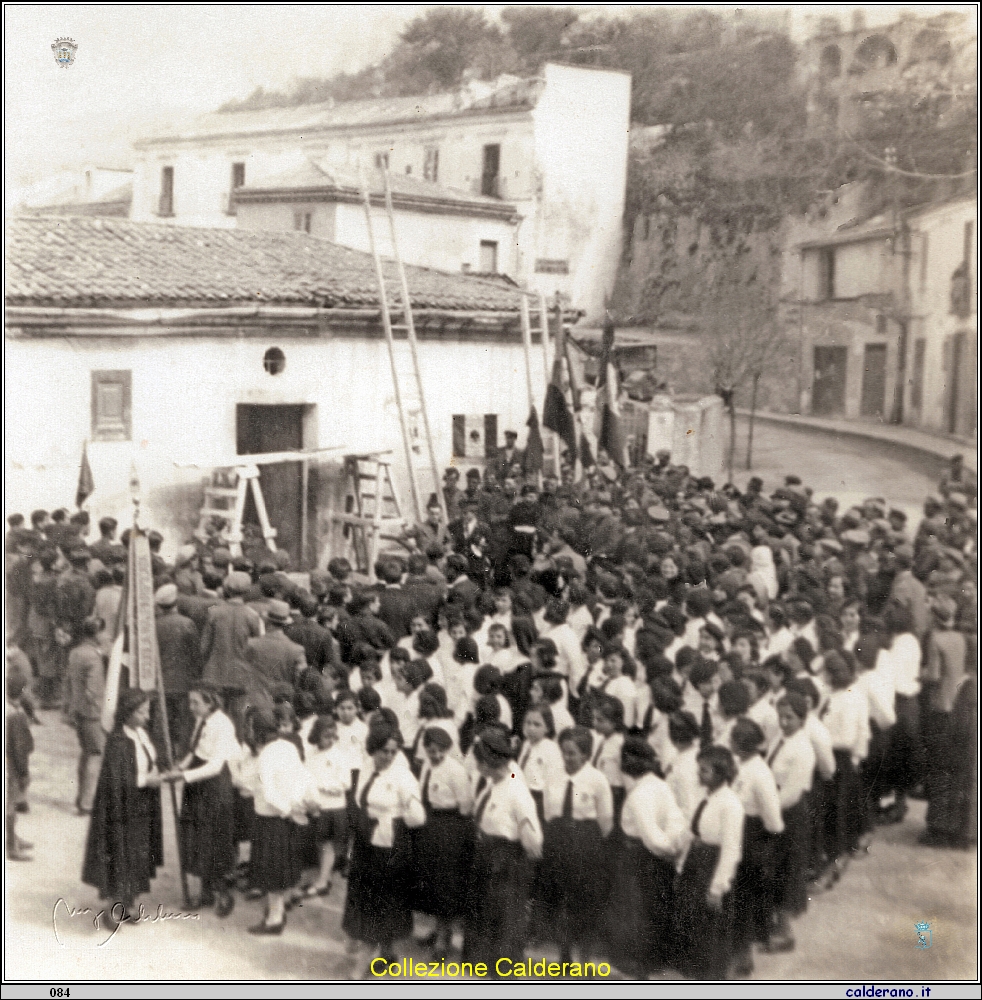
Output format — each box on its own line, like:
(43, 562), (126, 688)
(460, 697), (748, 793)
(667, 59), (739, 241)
(51, 37), (78, 68)
(915, 921), (932, 950)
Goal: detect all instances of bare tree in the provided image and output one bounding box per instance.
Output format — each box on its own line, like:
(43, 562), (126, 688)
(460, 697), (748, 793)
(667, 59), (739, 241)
(698, 278), (783, 483)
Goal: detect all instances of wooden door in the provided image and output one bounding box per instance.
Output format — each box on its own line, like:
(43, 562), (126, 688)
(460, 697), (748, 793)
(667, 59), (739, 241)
(812, 346), (847, 416)
(860, 344), (887, 419)
(236, 404), (304, 565)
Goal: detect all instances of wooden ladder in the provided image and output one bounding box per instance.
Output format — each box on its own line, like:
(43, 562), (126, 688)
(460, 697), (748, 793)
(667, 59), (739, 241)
(359, 166), (447, 527)
(332, 454), (405, 580)
(194, 465), (278, 557)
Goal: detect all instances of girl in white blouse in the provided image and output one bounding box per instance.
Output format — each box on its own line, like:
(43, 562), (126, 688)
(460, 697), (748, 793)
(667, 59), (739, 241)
(343, 721), (426, 966)
(176, 684), (241, 918)
(672, 744), (744, 981)
(665, 710), (702, 822)
(590, 695), (626, 820)
(516, 705), (564, 825)
(302, 714), (351, 898)
(606, 736), (686, 978)
(729, 718), (784, 976)
(600, 644), (638, 731)
(541, 726), (614, 964)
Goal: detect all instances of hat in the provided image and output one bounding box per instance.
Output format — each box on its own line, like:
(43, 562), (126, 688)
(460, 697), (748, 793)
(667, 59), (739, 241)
(265, 599), (293, 626)
(211, 547), (232, 567)
(155, 583), (178, 607)
(888, 508), (907, 523)
(474, 729), (512, 763)
(816, 538), (843, 555)
(175, 544), (197, 567)
(466, 469), (482, 480)
(931, 595), (958, 622)
(504, 430), (518, 440)
(647, 504), (670, 522)
(775, 511), (798, 526)
(98, 516), (118, 533)
(443, 467), (460, 480)
(841, 529), (870, 546)
(225, 571), (252, 595)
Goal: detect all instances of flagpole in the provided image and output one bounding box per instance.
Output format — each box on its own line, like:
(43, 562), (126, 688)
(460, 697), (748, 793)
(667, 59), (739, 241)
(519, 295), (542, 488)
(538, 292), (561, 478)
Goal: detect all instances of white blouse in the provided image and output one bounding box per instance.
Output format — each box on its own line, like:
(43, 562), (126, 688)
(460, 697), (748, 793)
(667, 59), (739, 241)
(602, 675), (637, 730)
(590, 731), (625, 789)
(335, 718), (369, 775)
(419, 755), (473, 814)
(620, 773), (686, 858)
(682, 784), (744, 898)
(804, 713), (836, 782)
(354, 762), (425, 849)
(473, 772), (543, 851)
(746, 697), (781, 750)
(821, 686), (869, 765)
(542, 763), (614, 836)
(666, 745), (701, 822)
(182, 710), (240, 784)
(732, 755), (784, 834)
(254, 738), (317, 821)
(122, 725), (158, 788)
(306, 744), (352, 811)
(885, 634), (922, 698)
(516, 737), (564, 793)
(767, 728), (816, 811)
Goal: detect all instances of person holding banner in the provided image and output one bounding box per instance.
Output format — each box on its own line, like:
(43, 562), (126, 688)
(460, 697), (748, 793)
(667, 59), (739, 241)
(82, 688), (171, 923)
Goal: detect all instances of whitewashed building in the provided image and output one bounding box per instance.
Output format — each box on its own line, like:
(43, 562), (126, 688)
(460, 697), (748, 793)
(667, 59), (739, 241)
(129, 63), (632, 323)
(5, 216), (557, 566)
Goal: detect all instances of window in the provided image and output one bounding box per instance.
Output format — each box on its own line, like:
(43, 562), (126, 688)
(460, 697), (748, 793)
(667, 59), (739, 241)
(225, 162), (245, 215)
(479, 240), (498, 274)
(424, 147), (439, 183)
(920, 233), (929, 293)
(876, 314), (887, 334)
(819, 247), (836, 300)
(263, 347), (286, 375)
(374, 151), (389, 170)
(91, 370), (132, 441)
(481, 144), (500, 197)
(293, 211), (312, 234)
(158, 166), (174, 217)
(452, 414), (498, 459)
(911, 338), (926, 411)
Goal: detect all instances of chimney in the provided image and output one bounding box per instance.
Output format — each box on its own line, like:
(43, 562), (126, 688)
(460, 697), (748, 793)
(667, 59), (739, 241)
(851, 10), (866, 33)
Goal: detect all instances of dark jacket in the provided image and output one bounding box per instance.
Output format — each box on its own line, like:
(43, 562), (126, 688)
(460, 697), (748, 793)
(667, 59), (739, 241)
(245, 630), (307, 690)
(156, 609), (202, 695)
(200, 599), (264, 692)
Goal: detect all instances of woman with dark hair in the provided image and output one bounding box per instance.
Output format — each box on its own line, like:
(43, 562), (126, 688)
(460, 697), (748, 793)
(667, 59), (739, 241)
(671, 744), (743, 980)
(601, 644), (638, 730)
(604, 736), (685, 978)
(540, 725), (614, 964)
(343, 721), (425, 965)
(82, 688), (168, 923)
(176, 682), (240, 916)
(463, 730), (542, 974)
(411, 682), (458, 770)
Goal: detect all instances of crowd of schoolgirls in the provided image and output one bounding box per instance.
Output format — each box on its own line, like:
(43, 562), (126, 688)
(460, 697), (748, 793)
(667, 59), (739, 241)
(7, 449), (976, 979)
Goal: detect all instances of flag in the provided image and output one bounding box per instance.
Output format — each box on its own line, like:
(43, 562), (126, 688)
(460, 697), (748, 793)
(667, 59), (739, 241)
(595, 315), (627, 468)
(578, 432), (595, 470)
(75, 440), (94, 508)
(542, 306), (577, 461)
(523, 406), (544, 478)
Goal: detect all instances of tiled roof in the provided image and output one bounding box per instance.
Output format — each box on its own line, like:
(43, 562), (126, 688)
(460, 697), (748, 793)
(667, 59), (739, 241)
(235, 163), (518, 219)
(4, 215), (523, 313)
(137, 78), (541, 146)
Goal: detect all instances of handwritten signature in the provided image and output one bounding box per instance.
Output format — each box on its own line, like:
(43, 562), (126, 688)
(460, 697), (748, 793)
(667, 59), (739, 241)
(52, 897), (200, 947)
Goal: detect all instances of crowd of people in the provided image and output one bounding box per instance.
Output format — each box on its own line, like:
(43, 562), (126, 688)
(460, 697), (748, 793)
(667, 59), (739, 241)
(4, 446), (977, 979)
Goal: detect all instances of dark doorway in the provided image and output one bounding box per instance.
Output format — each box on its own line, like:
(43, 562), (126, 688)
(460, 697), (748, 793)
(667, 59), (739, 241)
(946, 332), (965, 434)
(812, 346), (848, 416)
(481, 144), (500, 197)
(860, 344), (887, 419)
(236, 404), (305, 565)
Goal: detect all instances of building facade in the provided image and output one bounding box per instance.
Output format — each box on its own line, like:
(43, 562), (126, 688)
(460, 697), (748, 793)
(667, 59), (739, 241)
(129, 63), (631, 322)
(5, 216), (554, 567)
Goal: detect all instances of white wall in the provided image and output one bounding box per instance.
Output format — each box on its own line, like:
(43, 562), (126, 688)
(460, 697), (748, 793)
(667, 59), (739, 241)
(4, 331), (549, 554)
(235, 201), (338, 240)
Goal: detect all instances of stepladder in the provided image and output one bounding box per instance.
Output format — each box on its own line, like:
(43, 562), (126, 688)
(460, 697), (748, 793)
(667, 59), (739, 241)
(331, 453), (405, 580)
(194, 465), (277, 557)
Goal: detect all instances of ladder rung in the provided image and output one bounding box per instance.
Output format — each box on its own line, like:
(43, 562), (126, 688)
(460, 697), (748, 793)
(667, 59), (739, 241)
(205, 487), (240, 498)
(200, 507), (234, 519)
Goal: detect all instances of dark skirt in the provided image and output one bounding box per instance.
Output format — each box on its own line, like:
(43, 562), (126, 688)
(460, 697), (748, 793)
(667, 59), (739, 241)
(825, 750), (859, 861)
(179, 760), (236, 885)
(463, 834), (528, 973)
(883, 694), (923, 794)
(412, 808), (474, 919)
(313, 807), (349, 847)
(233, 791), (255, 844)
(541, 817), (605, 949)
(732, 816), (776, 951)
(604, 834), (675, 974)
(342, 824), (413, 945)
(529, 788), (545, 828)
(862, 721), (892, 826)
(250, 814), (304, 892)
(774, 799), (809, 916)
(671, 839), (733, 980)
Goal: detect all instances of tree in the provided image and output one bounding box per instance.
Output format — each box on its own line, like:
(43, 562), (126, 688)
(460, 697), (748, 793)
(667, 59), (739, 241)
(501, 7), (579, 72)
(698, 277), (784, 484)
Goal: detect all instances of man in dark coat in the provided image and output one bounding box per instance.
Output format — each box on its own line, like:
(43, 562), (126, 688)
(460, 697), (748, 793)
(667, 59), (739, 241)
(56, 550), (96, 640)
(336, 593), (395, 663)
(448, 498), (492, 588)
(285, 593), (340, 677)
(245, 600), (307, 691)
(155, 584), (202, 756)
(89, 517), (126, 568)
(375, 560), (415, 640)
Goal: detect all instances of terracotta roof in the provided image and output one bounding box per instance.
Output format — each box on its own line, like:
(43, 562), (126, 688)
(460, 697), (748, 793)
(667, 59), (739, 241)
(235, 163), (518, 220)
(4, 215), (523, 313)
(137, 78), (542, 146)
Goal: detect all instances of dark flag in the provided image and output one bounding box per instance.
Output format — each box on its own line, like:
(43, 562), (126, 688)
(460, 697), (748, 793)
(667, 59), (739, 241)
(578, 432), (595, 470)
(76, 440), (94, 508)
(595, 315), (626, 468)
(542, 304), (577, 461)
(524, 406), (544, 478)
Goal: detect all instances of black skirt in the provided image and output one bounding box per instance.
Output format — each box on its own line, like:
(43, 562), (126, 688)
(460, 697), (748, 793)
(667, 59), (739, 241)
(773, 798), (809, 916)
(604, 834), (675, 974)
(732, 815), (777, 950)
(411, 808), (474, 919)
(540, 816), (605, 948)
(250, 814), (304, 892)
(342, 821), (413, 945)
(179, 758), (237, 885)
(825, 750), (859, 861)
(463, 834), (529, 971)
(671, 839), (733, 980)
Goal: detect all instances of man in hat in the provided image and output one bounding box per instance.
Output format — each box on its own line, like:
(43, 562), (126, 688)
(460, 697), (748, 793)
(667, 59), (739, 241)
(89, 517), (126, 567)
(448, 496), (492, 588)
(200, 571), (266, 727)
(155, 583), (202, 756)
(246, 600), (308, 691)
(442, 468), (462, 523)
(889, 545), (929, 642)
(939, 453), (976, 501)
(47, 508), (76, 552)
(374, 558), (414, 639)
(400, 494), (448, 554)
(491, 430), (523, 481)
(56, 549), (96, 643)
(62, 615), (106, 815)
(285, 593), (340, 679)
(174, 544), (204, 597)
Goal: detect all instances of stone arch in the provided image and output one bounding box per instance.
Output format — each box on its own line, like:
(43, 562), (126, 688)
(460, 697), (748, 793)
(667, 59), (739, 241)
(820, 43), (842, 78)
(855, 34), (898, 70)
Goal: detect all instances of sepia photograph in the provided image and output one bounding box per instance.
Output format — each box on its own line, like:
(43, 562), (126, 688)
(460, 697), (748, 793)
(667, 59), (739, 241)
(4, 3), (978, 992)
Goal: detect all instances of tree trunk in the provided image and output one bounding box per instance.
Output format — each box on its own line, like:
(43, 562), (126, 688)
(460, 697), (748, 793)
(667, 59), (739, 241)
(746, 371), (760, 470)
(727, 401), (736, 485)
